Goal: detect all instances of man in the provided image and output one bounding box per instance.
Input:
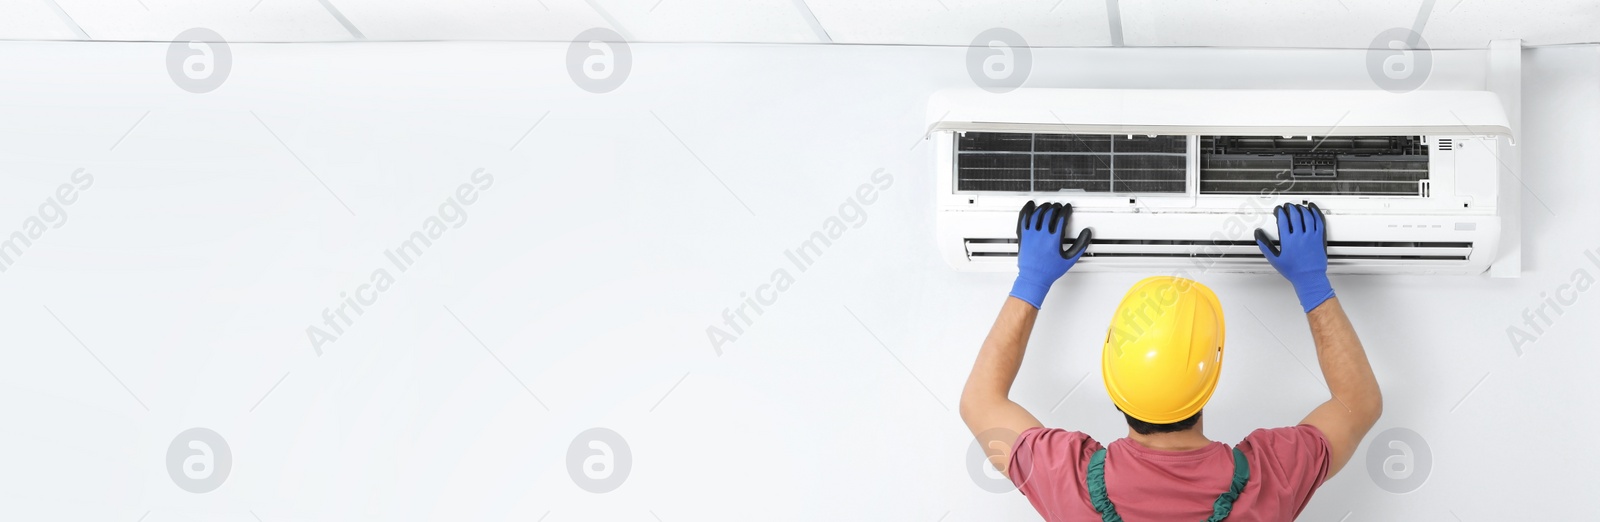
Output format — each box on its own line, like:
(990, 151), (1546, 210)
(960, 201), (1383, 521)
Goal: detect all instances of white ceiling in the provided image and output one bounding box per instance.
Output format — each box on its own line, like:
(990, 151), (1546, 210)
(5, 0), (1598, 47)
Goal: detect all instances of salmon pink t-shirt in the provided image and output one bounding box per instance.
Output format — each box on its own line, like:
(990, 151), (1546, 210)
(1007, 425), (1331, 522)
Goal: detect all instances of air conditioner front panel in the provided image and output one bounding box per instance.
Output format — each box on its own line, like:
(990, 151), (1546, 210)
(930, 88), (1511, 275)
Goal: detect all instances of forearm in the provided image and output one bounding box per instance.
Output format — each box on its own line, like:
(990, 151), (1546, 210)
(1307, 298), (1382, 417)
(960, 202), (1084, 472)
(961, 296), (1039, 405)
(960, 295), (1046, 465)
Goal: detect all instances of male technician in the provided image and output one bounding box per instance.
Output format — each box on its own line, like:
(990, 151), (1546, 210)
(960, 201), (1382, 521)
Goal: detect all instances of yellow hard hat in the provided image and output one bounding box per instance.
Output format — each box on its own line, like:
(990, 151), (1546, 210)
(1102, 276), (1226, 424)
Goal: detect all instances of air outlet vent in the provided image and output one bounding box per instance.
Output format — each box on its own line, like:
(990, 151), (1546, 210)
(1438, 139), (1454, 151)
(963, 238), (1471, 261)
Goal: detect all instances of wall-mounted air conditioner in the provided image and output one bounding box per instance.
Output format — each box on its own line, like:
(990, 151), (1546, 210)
(928, 88), (1518, 276)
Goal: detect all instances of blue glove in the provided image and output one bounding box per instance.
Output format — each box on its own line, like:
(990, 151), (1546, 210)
(1254, 202), (1335, 313)
(1011, 201), (1092, 309)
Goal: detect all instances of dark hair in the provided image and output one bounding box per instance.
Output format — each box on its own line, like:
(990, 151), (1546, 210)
(1122, 409), (1202, 435)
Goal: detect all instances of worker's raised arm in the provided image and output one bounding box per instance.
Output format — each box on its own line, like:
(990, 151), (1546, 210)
(1255, 202), (1383, 480)
(1298, 298), (1382, 478)
(960, 297), (1045, 476)
(960, 202), (1091, 475)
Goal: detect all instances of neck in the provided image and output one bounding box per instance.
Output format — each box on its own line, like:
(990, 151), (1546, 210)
(1127, 419), (1212, 451)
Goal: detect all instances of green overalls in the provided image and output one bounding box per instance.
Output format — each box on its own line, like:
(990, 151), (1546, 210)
(1084, 447), (1251, 522)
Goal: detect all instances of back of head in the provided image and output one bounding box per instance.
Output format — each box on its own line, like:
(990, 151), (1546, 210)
(1102, 276), (1226, 431)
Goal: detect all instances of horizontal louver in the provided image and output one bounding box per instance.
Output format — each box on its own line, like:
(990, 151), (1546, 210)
(964, 238), (1471, 261)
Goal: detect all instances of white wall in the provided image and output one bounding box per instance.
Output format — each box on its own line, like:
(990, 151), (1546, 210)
(0, 39), (1596, 521)
(8, 0), (1600, 47)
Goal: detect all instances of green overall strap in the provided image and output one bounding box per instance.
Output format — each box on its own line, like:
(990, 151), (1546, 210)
(1085, 449), (1123, 522)
(1203, 447), (1251, 522)
(1085, 447), (1251, 522)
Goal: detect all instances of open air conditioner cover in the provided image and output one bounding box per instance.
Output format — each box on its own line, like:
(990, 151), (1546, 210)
(927, 89), (1512, 138)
